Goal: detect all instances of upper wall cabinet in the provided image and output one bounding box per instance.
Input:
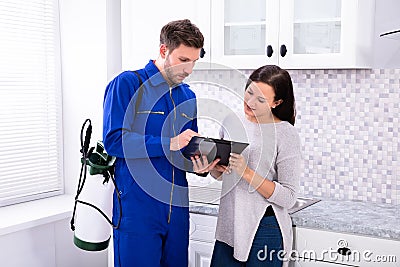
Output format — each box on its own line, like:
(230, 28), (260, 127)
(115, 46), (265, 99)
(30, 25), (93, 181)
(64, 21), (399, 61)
(210, 0), (375, 69)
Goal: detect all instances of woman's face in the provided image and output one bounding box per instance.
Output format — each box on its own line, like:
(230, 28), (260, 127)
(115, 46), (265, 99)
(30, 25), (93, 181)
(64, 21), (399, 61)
(244, 81), (281, 122)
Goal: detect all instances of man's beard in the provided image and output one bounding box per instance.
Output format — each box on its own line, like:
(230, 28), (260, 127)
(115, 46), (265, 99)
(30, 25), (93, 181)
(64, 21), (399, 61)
(164, 57), (187, 86)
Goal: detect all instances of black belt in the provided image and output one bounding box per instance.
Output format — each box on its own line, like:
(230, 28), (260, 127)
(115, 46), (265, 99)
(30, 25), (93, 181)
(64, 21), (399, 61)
(264, 206), (275, 217)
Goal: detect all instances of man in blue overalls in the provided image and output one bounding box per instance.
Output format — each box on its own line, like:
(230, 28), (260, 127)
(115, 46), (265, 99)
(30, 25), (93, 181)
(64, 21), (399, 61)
(103, 19), (219, 267)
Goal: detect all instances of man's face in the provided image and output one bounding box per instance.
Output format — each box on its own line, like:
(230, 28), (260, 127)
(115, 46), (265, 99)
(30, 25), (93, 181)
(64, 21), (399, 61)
(163, 44), (201, 86)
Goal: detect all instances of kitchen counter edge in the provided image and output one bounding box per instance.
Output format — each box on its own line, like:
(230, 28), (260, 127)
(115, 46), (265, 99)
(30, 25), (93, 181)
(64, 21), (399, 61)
(189, 199), (400, 241)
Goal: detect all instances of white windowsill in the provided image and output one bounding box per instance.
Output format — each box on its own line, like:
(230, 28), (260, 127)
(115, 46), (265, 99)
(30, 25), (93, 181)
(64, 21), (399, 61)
(0, 194), (74, 236)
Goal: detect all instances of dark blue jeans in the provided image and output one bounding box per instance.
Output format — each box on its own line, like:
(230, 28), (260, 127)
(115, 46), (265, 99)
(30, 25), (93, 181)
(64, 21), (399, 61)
(210, 215), (283, 267)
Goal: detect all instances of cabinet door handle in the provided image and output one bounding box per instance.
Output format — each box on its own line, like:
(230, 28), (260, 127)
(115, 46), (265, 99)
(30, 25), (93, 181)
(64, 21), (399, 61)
(200, 48), (205, 58)
(337, 247), (351, 256)
(280, 44), (287, 57)
(266, 45), (273, 57)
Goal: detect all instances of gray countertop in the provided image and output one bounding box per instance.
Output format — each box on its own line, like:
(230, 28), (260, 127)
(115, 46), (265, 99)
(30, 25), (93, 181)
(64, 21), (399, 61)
(189, 199), (400, 241)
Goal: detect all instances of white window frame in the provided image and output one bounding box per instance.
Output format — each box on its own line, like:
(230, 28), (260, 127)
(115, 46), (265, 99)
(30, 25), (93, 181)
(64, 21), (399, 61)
(0, 0), (63, 207)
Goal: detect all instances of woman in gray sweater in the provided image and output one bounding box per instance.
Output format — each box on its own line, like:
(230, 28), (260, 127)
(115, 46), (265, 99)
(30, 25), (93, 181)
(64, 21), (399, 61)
(209, 65), (302, 267)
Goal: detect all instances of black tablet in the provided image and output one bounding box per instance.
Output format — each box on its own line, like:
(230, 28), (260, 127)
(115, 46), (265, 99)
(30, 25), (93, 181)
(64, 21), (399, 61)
(183, 136), (249, 166)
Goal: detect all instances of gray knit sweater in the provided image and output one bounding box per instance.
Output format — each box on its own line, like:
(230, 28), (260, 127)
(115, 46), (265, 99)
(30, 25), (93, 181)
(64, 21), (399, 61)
(215, 113), (302, 266)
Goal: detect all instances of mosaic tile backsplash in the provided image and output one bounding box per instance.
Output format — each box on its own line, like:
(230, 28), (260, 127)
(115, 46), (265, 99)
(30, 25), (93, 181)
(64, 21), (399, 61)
(187, 68), (400, 205)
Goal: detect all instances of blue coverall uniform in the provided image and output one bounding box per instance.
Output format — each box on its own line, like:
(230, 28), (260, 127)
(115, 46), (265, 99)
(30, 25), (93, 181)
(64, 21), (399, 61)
(103, 60), (199, 267)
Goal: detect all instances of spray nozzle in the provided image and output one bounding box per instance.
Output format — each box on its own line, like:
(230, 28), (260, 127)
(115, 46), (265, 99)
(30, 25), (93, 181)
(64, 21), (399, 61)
(80, 119), (92, 156)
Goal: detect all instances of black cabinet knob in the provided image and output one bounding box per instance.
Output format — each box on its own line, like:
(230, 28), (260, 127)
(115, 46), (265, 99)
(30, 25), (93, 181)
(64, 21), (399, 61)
(200, 48), (206, 58)
(337, 247), (351, 256)
(266, 45), (273, 57)
(280, 44), (287, 57)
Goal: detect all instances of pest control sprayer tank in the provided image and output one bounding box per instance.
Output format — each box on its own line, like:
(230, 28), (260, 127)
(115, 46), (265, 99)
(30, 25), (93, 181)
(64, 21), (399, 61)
(70, 119), (122, 251)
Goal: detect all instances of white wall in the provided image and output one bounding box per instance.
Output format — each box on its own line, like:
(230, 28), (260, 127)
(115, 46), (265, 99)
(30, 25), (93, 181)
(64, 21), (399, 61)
(121, 0), (211, 70)
(60, 0), (109, 196)
(0, 223), (56, 267)
(61, 0), (122, 195)
(60, 0), (119, 265)
(0, 218), (108, 267)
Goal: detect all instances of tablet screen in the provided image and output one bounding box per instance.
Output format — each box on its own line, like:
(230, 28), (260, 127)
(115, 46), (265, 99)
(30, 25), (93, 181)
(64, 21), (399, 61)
(184, 136), (249, 166)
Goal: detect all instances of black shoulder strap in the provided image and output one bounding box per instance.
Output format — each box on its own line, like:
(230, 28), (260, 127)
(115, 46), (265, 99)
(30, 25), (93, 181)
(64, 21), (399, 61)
(133, 71), (144, 111)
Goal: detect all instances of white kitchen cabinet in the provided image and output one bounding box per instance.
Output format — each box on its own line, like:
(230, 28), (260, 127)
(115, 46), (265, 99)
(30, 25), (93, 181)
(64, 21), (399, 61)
(210, 0), (375, 69)
(293, 227), (400, 266)
(189, 213), (217, 267)
(189, 240), (215, 267)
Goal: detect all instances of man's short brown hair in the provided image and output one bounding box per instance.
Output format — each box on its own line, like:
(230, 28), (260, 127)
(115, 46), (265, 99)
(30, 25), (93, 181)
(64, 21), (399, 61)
(160, 19), (204, 52)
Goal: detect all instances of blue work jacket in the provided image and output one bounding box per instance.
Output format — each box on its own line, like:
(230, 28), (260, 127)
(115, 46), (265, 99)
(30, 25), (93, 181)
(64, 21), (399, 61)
(103, 60), (198, 207)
